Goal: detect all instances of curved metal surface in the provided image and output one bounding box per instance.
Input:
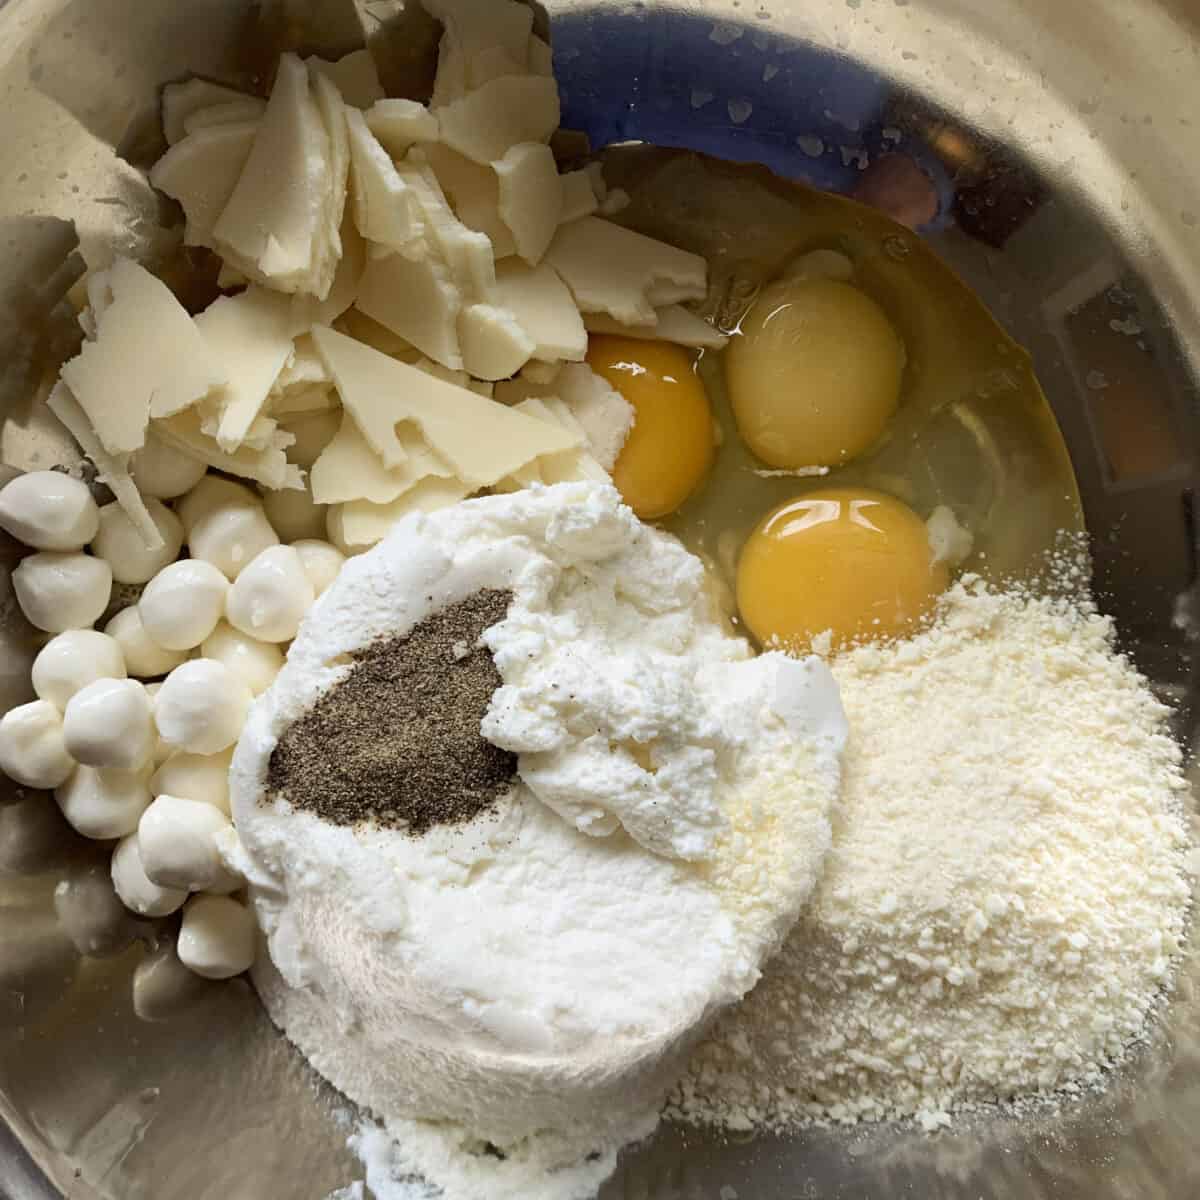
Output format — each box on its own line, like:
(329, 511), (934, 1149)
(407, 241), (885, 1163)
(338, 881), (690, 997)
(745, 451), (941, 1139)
(0, 1), (1197, 1197)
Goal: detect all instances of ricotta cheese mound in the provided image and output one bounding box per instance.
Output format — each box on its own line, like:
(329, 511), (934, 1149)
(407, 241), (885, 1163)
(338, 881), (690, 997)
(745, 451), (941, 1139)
(229, 481), (846, 1166)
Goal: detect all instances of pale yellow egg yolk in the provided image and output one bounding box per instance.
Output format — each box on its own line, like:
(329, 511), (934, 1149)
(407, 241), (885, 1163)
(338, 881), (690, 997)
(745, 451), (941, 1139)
(725, 277), (905, 469)
(736, 487), (949, 652)
(587, 336), (715, 520)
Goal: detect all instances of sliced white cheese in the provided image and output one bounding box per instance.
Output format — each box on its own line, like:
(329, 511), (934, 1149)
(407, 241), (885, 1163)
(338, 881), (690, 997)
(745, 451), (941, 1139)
(495, 142), (561, 265)
(528, 35), (554, 78)
(333, 476), (474, 547)
(149, 121), (258, 248)
(413, 357), (494, 398)
(583, 304), (729, 349)
(61, 258), (225, 456)
(366, 99), (440, 157)
(559, 169), (599, 224)
(306, 50), (385, 109)
(430, 23), (468, 108)
(289, 215), (364, 330)
(200, 408), (286, 454)
(162, 79), (257, 145)
(356, 252), (464, 372)
(345, 108), (426, 252)
(212, 54), (335, 298)
(436, 75), (560, 165)
(427, 0), (534, 87)
(46, 382), (165, 551)
(311, 324), (579, 485)
(492, 260), (586, 363)
(270, 384), (336, 416)
(420, 144), (516, 258)
(545, 216), (708, 325)
(183, 98), (267, 136)
(272, 334), (330, 395)
(458, 303), (534, 381)
(194, 287), (295, 451)
(309, 70), (350, 285)
(151, 409), (302, 491)
(310, 412), (452, 505)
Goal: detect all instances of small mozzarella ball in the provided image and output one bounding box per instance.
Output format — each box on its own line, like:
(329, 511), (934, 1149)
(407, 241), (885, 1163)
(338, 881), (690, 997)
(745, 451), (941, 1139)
(105, 606), (188, 678)
(133, 937), (216, 1021)
(12, 551), (112, 632)
(188, 501), (279, 581)
(0, 470), (99, 550)
(32, 630), (126, 710)
(138, 560), (229, 651)
(91, 499), (183, 584)
(226, 545), (314, 643)
(155, 659), (252, 754)
(137, 794), (234, 891)
(151, 748), (232, 814)
(54, 860), (147, 958)
(56, 765), (151, 839)
(111, 834), (186, 917)
(63, 678), (155, 770)
(176, 475), (258, 534)
(201, 622), (283, 696)
(261, 486), (327, 543)
(0, 700), (75, 788)
(177, 894), (256, 979)
(128, 436), (207, 500)
(293, 539), (345, 597)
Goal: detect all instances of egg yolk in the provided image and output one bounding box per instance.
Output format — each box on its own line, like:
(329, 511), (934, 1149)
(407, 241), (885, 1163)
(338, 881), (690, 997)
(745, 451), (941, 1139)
(725, 277), (905, 469)
(736, 487), (949, 652)
(587, 335), (715, 520)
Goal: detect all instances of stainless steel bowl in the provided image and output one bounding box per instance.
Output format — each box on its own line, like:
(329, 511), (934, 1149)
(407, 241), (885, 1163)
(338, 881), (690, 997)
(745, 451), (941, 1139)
(1, 1), (1198, 1196)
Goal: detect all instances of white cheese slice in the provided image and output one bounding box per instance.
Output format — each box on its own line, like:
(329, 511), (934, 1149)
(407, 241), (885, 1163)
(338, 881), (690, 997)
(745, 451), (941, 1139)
(458, 304), (534, 381)
(420, 145), (516, 258)
(310, 412), (452, 505)
(149, 122), (258, 248)
(306, 50), (385, 109)
(195, 288), (295, 451)
(271, 384), (335, 416)
(427, 0), (534, 87)
(183, 98), (267, 136)
(366, 99), (440, 157)
(162, 79), (257, 145)
(495, 142), (561, 265)
(346, 108), (426, 253)
(492, 260), (587, 362)
(212, 54), (334, 297)
(272, 334), (330, 395)
(413, 357), (494, 398)
(528, 35), (553, 77)
(290, 215), (364, 330)
(310, 70), (350, 284)
(311, 324), (579, 485)
(151, 409), (302, 491)
(583, 304), (729, 349)
(436, 76), (560, 165)
(200, 408), (287, 454)
(430, 24), (468, 108)
(545, 216), (708, 325)
(559, 169), (599, 224)
(61, 258), (225, 457)
(46, 382), (165, 551)
(356, 252), (464, 372)
(333, 476), (474, 547)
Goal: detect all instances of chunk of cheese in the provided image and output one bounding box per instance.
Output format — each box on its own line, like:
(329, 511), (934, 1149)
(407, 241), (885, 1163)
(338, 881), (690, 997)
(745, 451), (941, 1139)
(183, 98), (267, 136)
(492, 260), (586, 363)
(346, 109), (426, 252)
(310, 412), (452, 505)
(310, 70), (350, 281)
(583, 304), (729, 349)
(333, 476), (474, 547)
(46, 382), (165, 551)
(356, 252), (464, 372)
(458, 303), (534, 381)
(306, 50), (385, 110)
(162, 79), (257, 145)
(435, 76), (560, 164)
(427, 0), (534, 87)
(366, 99), (440, 157)
(152, 409), (303, 491)
(430, 24), (468, 108)
(559, 169), (599, 225)
(271, 384), (336, 416)
(545, 216), (708, 326)
(290, 216), (364, 330)
(311, 325), (579, 485)
(495, 142), (561, 265)
(420, 145), (516, 258)
(272, 334), (330, 395)
(149, 122), (258, 249)
(195, 287), (295, 451)
(212, 54), (335, 298)
(61, 258), (225, 457)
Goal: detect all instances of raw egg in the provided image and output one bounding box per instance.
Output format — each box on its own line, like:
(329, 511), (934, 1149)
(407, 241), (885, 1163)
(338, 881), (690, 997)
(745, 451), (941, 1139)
(736, 487), (949, 652)
(725, 277), (905, 469)
(587, 335), (715, 520)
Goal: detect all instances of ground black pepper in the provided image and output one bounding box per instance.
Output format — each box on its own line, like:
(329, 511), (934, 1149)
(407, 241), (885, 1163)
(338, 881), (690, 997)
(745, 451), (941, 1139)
(266, 589), (517, 834)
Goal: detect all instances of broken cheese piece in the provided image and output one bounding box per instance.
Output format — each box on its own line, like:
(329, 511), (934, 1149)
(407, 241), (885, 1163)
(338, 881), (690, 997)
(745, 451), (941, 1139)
(356, 253), (464, 372)
(427, 0), (534, 88)
(152, 409), (302, 491)
(183, 98), (267, 136)
(366, 99), (440, 157)
(311, 413), (452, 505)
(162, 79), (258, 145)
(333, 477), (475, 548)
(307, 50), (385, 110)
(310, 70), (350, 286)
(61, 257), (225, 457)
(583, 304), (729, 349)
(458, 303), (534, 381)
(436, 75), (560, 165)
(346, 108), (426, 253)
(559, 169), (599, 224)
(495, 142), (562, 265)
(545, 216), (708, 325)
(419, 144), (516, 259)
(493, 260), (587, 362)
(311, 325), (578, 485)
(290, 216), (364, 330)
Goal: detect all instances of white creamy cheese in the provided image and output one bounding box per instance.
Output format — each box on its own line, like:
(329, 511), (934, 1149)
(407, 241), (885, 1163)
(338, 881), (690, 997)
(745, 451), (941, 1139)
(230, 483), (845, 1158)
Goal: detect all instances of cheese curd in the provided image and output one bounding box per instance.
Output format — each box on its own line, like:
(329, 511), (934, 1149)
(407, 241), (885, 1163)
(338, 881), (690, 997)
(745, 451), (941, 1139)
(32, 630), (127, 710)
(225, 545), (314, 643)
(62, 678), (156, 771)
(187, 500), (280, 581)
(0, 471), (99, 551)
(92, 498), (184, 584)
(138, 794), (235, 891)
(178, 895), (256, 979)
(12, 551), (112, 632)
(111, 834), (187, 917)
(105, 607), (189, 678)
(155, 659), (252, 754)
(56, 765), (152, 840)
(0, 700), (76, 789)
(139, 560), (229, 651)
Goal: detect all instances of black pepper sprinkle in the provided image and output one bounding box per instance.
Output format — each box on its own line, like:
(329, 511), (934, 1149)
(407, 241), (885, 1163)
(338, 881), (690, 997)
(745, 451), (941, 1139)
(266, 589), (517, 835)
